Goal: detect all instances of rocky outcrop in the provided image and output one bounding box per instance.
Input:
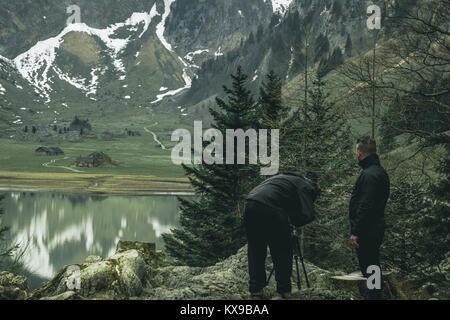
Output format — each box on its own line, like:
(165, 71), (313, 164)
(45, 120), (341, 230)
(2, 241), (420, 300)
(28, 241), (340, 300)
(142, 245), (336, 300)
(29, 241), (167, 300)
(165, 0), (273, 60)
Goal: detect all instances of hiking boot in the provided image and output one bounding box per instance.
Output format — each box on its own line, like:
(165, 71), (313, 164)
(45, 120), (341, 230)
(250, 291), (265, 300)
(272, 292), (294, 300)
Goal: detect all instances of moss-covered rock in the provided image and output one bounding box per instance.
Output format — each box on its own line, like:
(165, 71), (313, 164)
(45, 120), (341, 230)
(142, 245), (337, 300)
(29, 241), (166, 300)
(0, 272), (28, 300)
(24, 242), (419, 301)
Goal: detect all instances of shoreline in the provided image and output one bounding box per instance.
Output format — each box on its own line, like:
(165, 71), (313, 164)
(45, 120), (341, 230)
(0, 171), (194, 196)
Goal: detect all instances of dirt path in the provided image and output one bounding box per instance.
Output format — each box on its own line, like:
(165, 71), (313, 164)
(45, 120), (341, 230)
(144, 123), (170, 150)
(42, 157), (85, 173)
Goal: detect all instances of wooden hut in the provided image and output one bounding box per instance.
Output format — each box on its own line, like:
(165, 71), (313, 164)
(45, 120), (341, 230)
(76, 157), (95, 168)
(35, 147), (65, 156)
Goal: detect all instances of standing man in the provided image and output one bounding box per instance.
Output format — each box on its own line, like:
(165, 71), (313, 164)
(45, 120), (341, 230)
(244, 173), (320, 299)
(349, 137), (390, 300)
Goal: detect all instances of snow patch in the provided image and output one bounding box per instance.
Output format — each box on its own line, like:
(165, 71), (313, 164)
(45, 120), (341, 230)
(286, 46), (294, 80)
(156, 0), (176, 52)
(53, 65), (102, 97)
(151, 67), (192, 104)
(184, 49), (209, 62)
(0, 83), (5, 95)
(266, 0), (293, 14)
(85, 67), (101, 96)
(215, 47), (224, 57)
(0, 55), (12, 65)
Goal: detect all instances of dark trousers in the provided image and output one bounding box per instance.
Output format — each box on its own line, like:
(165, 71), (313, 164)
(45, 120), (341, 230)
(356, 233), (384, 300)
(244, 200), (293, 294)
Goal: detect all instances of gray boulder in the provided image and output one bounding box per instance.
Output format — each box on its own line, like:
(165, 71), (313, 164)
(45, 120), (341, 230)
(142, 245), (336, 300)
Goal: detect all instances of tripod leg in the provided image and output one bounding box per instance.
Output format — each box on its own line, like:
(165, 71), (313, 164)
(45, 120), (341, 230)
(295, 235), (311, 288)
(294, 256), (302, 290)
(266, 268), (274, 286)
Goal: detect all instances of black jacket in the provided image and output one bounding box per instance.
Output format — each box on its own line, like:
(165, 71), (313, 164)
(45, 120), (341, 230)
(246, 173), (317, 227)
(349, 154), (390, 237)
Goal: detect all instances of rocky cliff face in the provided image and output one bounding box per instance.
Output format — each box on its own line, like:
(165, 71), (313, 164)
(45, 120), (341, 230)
(164, 0), (273, 60)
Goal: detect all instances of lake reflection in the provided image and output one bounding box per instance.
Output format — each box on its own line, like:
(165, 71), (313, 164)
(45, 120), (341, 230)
(1, 191), (181, 289)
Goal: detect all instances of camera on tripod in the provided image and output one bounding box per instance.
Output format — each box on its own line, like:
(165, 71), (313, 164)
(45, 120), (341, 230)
(266, 225), (311, 290)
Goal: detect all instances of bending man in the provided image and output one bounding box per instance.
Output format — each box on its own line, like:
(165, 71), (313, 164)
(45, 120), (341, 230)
(244, 172), (320, 299)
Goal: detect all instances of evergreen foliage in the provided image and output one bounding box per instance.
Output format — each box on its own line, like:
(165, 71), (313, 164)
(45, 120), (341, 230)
(162, 67), (262, 267)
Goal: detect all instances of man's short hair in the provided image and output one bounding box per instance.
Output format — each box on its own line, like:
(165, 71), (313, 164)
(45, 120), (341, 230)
(357, 136), (377, 155)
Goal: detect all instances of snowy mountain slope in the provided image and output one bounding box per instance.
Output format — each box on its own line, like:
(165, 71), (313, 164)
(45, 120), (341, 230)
(13, 5), (161, 103)
(0, 0), (274, 114)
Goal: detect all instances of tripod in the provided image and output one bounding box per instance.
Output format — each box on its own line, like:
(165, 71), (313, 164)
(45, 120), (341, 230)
(266, 226), (311, 290)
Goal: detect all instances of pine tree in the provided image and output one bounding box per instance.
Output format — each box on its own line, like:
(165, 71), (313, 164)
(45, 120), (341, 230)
(256, 25), (264, 43)
(281, 73), (354, 261)
(285, 73), (353, 184)
(258, 71), (289, 129)
(345, 34), (352, 57)
(162, 67), (261, 267)
(418, 145), (450, 273)
(248, 32), (255, 45)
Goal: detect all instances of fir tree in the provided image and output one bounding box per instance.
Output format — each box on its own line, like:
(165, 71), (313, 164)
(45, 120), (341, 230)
(162, 67), (261, 267)
(281, 73), (353, 260)
(258, 71), (289, 129)
(256, 25), (264, 43)
(345, 34), (353, 57)
(248, 32), (255, 45)
(418, 145), (450, 274)
(283, 73), (352, 183)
